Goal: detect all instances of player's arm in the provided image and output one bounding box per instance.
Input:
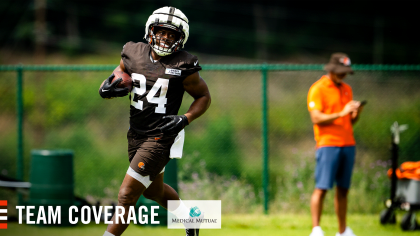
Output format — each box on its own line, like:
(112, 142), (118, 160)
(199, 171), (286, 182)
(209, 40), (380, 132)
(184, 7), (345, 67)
(98, 59), (129, 99)
(309, 101), (359, 125)
(160, 72), (211, 136)
(182, 71), (211, 124)
(117, 59), (127, 72)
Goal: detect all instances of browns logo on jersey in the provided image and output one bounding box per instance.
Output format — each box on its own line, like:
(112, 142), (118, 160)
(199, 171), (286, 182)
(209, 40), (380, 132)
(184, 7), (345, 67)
(121, 42), (201, 136)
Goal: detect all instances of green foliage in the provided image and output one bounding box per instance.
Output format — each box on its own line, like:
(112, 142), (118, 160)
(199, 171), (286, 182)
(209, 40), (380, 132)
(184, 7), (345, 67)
(181, 116), (242, 180)
(179, 169), (259, 214)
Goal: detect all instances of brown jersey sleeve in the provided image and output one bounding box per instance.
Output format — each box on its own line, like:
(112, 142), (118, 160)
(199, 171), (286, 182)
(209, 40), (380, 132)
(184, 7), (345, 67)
(178, 52), (202, 77)
(121, 42), (148, 75)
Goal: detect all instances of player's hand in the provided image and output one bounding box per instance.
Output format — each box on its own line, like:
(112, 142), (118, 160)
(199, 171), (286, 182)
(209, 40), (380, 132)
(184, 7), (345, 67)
(340, 101), (359, 117)
(160, 115), (189, 136)
(99, 73), (129, 98)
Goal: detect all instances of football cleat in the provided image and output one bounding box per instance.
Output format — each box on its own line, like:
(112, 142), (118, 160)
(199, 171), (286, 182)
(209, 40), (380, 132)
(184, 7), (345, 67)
(185, 228), (199, 236)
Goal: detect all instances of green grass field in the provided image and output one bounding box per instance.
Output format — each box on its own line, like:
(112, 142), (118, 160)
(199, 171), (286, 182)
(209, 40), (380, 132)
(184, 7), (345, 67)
(3, 214), (417, 236)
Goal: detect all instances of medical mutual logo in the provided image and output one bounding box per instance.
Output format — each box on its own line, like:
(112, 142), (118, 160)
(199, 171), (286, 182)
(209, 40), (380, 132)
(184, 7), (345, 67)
(168, 200), (221, 229)
(189, 206), (201, 217)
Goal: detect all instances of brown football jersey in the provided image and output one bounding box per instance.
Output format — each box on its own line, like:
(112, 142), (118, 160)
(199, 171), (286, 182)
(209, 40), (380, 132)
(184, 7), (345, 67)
(121, 42), (201, 136)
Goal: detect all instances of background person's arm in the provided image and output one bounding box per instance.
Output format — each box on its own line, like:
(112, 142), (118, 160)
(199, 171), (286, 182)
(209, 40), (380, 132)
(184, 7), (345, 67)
(309, 101), (359, 125)
(351, 102), (364, 124)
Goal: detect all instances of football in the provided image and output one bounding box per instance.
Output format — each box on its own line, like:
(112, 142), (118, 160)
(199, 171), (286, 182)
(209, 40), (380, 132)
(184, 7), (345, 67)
(112, 70), (133, 91)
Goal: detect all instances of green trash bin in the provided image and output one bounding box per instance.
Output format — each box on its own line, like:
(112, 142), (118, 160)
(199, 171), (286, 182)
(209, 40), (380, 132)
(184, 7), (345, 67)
(136, 158), (178, 226)
(27, 150), (74, 226)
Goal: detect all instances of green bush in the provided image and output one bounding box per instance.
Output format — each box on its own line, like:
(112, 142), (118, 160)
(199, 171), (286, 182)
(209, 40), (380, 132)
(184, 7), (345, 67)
(181, 116), (242, 180)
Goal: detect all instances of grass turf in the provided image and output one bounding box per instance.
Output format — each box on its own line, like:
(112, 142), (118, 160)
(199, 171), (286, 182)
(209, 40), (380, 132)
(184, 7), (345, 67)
(2, 213), (418, 236)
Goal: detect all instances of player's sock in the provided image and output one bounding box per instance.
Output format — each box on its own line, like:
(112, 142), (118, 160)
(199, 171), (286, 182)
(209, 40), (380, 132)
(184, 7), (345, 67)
(170, 199), (196, 234)
(103, 231), (115, 236)
(169, 199), (189, 219)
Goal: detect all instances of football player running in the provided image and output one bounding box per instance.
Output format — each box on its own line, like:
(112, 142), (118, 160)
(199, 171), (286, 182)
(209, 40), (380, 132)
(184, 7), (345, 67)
(99, 6), (211, 236)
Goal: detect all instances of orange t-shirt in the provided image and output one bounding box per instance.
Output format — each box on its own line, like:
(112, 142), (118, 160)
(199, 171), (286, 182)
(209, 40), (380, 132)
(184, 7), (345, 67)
(307, 75), (355, 147)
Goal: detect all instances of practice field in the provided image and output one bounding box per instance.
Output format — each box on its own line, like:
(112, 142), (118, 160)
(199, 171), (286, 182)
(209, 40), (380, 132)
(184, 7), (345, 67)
(2, 214), (416, 236)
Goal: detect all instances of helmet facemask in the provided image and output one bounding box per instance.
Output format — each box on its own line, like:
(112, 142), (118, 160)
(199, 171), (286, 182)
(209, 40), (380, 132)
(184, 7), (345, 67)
(148, 24), (185, 57)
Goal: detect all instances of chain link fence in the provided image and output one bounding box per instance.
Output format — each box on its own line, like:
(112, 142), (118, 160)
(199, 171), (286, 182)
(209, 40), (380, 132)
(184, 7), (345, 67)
(0, 65), (419, 214)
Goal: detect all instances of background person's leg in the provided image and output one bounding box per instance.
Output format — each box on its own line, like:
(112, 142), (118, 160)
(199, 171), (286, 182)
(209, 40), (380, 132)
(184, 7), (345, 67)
(311, 147), (339, 229)
(311, 188), (327, 228)
(335, 146), (356, 234)
(335, 187), (349, 234)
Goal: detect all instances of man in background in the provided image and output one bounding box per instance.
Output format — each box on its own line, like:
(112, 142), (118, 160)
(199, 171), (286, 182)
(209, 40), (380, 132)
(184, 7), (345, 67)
(307, 53), (364, 236)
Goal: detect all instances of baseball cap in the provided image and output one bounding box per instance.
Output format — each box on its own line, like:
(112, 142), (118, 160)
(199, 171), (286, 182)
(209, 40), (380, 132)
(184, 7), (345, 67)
(324, 52), (354, 74)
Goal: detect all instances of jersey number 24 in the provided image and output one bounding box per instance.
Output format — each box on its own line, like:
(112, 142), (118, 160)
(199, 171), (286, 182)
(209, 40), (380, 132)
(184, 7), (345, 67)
(130, 73), (169, 114)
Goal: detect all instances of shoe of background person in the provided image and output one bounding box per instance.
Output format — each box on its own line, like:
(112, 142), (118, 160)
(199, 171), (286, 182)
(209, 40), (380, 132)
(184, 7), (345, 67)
(310, 226), (324, 236)
(336, 227), (356, 236)
(185, 228), (199, 236)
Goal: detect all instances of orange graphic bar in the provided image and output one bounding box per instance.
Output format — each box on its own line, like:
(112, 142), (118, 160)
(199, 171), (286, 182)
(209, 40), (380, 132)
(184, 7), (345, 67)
(0, 201), (7, 229)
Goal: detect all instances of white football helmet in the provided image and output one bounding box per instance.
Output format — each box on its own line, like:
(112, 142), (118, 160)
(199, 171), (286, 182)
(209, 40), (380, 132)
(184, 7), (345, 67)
(144, 6), (189, 56)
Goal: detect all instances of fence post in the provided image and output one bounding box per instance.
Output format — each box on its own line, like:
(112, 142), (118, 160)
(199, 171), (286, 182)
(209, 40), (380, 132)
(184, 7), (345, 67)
(261, 63), (269, 214)
(16, 64), (24, 203)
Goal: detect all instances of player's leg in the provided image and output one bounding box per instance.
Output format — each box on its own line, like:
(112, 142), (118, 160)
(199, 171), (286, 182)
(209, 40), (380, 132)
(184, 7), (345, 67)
(310, 147), (340, 236)
(104, 157), (168, 235)
(104, 131), (174, 236)
(105, 173), (147, 236)
(335, 146), (356, 235)
(144, 171), (198, 236)
(143, 172), (179, 209)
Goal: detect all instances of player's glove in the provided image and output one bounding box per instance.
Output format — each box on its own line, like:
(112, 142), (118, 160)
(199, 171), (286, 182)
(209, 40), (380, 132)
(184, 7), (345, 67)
(99, 73), (129, 99)
(160, 115), (189, 136)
